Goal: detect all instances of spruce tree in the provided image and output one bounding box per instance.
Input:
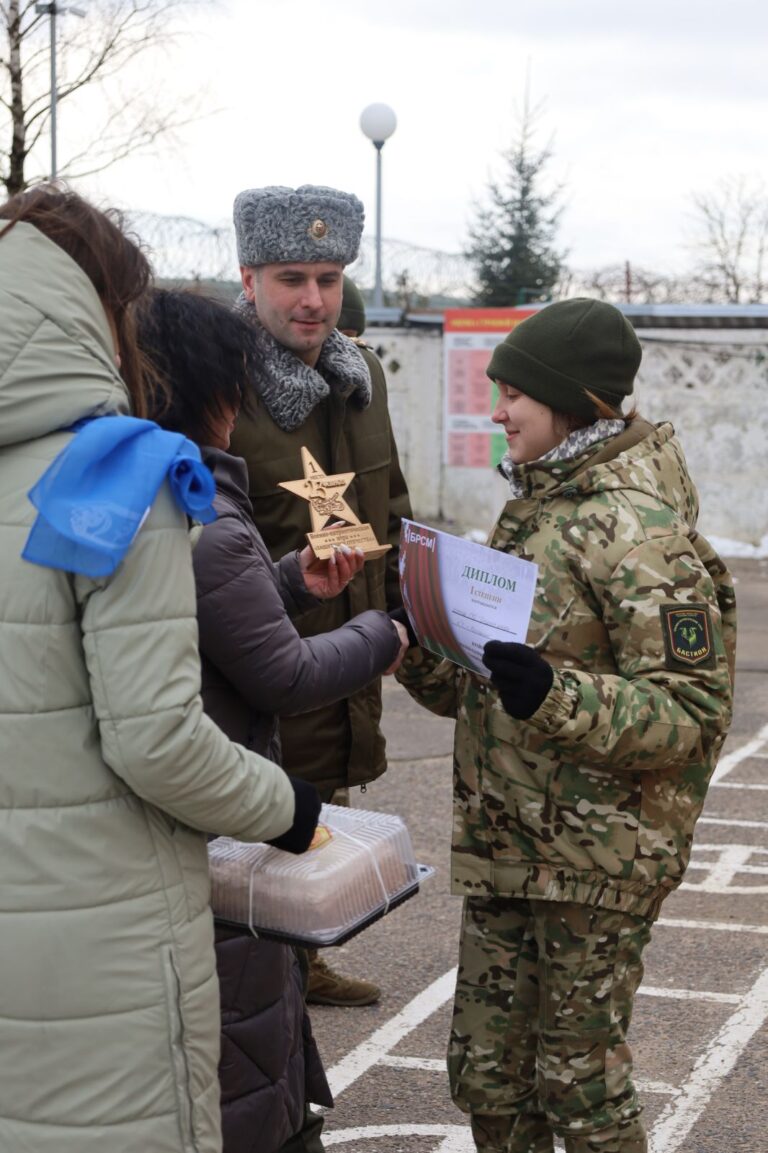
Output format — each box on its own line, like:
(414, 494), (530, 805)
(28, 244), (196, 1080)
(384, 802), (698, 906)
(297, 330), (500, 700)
(467, 99), (565, 306)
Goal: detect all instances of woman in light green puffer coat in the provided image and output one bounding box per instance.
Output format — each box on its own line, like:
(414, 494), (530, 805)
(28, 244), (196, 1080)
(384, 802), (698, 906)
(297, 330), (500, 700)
(0, 187), (310, 1153)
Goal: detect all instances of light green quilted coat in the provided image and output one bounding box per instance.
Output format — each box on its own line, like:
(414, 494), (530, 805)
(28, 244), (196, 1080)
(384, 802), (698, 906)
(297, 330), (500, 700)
(0, 224), (295, 1152)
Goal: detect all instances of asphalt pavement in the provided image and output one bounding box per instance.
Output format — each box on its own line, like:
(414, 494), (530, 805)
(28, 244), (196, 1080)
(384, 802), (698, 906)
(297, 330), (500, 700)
(310, 556), (768, 1153)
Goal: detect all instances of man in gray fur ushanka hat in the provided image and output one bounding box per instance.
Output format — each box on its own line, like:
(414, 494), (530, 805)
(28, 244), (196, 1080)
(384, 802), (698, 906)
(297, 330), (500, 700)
(229, 185), (413, 1017)
(233, 184), (364, 366)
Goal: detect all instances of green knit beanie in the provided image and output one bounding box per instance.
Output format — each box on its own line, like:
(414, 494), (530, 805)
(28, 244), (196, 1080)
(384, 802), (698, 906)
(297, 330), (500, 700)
(486, 298), (641, 419)
(338, 275), (366, 336)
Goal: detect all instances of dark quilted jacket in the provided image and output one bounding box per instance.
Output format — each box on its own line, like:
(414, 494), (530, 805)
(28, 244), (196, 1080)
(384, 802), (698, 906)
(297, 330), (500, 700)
(215, 928), (331, 1153)
(194, 449), (401, 765)
(195, 448), (399, 1152)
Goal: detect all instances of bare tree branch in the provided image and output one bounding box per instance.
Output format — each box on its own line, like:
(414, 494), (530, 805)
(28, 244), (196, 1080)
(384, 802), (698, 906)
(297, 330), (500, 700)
(60, 102), (202, 181)
(688, 176), (768, 303)
(2, 0), (208, 196)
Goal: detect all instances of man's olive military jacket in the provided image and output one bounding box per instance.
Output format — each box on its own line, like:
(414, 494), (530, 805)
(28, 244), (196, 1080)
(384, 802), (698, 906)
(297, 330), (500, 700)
(230, 343), (411, 793)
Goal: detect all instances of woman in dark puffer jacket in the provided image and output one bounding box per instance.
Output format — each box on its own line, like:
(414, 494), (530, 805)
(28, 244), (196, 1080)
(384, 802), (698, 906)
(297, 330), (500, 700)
(139, 289), (408, 1153)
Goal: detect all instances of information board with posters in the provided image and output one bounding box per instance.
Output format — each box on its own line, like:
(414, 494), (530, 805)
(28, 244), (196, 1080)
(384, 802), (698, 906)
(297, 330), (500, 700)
(443, 307), (537, 468)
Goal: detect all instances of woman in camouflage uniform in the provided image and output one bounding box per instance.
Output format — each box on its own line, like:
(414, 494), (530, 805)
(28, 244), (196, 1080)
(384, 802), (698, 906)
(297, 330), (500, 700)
(398, 299), (736, 1153)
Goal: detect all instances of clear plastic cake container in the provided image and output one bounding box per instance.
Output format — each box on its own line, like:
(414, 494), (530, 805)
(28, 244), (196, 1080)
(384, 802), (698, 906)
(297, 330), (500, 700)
(208, 804), (433, 946)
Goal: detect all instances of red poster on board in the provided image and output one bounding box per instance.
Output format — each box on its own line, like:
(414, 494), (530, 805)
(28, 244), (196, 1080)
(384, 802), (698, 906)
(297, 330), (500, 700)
(443, 307), (538, 468)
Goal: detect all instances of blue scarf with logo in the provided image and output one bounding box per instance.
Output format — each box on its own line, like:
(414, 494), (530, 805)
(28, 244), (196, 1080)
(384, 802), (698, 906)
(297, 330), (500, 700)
(23, 415), (216, 578)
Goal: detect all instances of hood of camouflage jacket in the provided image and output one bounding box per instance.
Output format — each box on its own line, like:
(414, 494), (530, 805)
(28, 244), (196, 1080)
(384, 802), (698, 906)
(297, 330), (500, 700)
(506, 419), (699, 529)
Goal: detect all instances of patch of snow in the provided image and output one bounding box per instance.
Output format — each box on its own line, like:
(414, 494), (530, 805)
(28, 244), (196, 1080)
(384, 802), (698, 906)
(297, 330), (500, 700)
(706, 534), (768, 559)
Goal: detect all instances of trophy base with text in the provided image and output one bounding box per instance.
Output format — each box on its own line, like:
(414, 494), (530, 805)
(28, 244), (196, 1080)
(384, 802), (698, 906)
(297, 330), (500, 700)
(307, 523), (391, 561)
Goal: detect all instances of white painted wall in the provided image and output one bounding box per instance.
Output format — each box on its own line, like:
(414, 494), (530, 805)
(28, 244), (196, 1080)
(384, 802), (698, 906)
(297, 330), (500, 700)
(365, 328), (443, 523)
(369, 326), (768, 546)
(634, 331), (768, 546)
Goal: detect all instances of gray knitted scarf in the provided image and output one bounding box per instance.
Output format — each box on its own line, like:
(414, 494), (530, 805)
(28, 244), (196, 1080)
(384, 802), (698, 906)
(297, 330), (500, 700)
(234, 292), (372, 432)
(499, 419), (625, 499)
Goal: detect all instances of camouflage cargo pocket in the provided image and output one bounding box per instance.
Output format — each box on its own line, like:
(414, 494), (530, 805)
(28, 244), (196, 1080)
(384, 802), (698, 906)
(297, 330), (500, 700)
(536, 903), (650, 1129)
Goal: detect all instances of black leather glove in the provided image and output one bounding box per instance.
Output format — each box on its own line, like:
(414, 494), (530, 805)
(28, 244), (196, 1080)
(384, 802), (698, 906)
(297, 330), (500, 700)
(266, 776), (322, 854)
(389, 606), (419, 647)
(483, 640), (554, 720)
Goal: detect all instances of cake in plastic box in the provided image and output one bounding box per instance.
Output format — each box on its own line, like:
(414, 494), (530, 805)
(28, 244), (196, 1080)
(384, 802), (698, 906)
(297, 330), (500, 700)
(208, 804), (430, 946)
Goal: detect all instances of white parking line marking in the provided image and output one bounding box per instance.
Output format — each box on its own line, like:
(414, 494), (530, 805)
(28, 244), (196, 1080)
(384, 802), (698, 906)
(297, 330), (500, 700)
(650, 964), (768, 1153)
(656, 916), (768, 935)
(636, 1080), (679, 1097)
(326, 965), (743, 1105)
(698, 816), (768, 829)
(325, 968), (457, 1098)
(324, 719), (768, 1147)
(380, 1054), (445, 1071)
(693, 843), (768, 855)
(378, 1055), (680, 1099)
(711, 721), (768, 783)
(435, 1133), (473, 1153)
(711, 781), (768, 791)
(683, 844), (768, 892)
(639, 985), (739, 1004)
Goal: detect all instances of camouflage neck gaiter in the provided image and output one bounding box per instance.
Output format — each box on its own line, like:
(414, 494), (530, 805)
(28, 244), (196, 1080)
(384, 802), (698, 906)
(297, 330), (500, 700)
(499, 419), (625, 499)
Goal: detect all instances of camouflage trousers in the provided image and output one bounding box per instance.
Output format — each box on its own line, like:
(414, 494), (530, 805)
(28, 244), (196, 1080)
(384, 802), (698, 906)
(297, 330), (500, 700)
(448, 897), (652, 1153)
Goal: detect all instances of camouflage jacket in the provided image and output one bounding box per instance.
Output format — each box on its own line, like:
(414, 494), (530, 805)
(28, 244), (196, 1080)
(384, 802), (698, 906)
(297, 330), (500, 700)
(398, 420), (736, 920)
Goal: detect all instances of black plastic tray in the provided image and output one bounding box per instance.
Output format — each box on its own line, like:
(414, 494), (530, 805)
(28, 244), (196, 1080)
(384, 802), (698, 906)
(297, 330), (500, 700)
(214, 862), (434, 948)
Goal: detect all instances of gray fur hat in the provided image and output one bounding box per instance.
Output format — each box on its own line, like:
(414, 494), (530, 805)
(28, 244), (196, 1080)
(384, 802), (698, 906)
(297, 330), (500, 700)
(233, 184), (364, 267)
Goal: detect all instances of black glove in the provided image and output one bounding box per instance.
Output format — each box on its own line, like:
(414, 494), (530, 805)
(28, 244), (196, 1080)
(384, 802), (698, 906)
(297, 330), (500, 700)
(266, 776), (322, 854)
(483, 640), (554, 720)
(389, 606), (419, 647)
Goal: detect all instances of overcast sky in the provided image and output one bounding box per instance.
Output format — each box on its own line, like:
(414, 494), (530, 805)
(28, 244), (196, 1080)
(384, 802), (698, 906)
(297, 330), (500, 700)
(82, 0), (766, 275)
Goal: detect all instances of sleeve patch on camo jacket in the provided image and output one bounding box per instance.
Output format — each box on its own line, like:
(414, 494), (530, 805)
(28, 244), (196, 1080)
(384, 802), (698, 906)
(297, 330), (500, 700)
(660, 604), (716, 669)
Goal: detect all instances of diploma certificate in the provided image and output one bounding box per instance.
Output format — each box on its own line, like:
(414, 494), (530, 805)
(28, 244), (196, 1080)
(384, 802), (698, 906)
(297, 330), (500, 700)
(399, 519), (539, 676)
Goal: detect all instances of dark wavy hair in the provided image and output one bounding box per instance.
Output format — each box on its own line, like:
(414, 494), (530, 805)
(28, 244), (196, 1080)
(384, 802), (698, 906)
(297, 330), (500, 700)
(0, 183), (162, 417)
(137, 288), (259, 445)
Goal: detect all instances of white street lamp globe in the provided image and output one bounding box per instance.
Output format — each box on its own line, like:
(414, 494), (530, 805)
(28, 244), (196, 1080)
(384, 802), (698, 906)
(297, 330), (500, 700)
(360, 103), (397, 146)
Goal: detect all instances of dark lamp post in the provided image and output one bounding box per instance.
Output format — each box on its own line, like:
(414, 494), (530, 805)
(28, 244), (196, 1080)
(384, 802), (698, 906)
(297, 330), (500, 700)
(34, 1), (86, 180)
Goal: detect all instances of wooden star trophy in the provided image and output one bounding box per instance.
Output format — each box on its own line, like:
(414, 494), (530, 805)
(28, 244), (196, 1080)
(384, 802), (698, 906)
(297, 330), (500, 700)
(279, 447), (391, 561)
